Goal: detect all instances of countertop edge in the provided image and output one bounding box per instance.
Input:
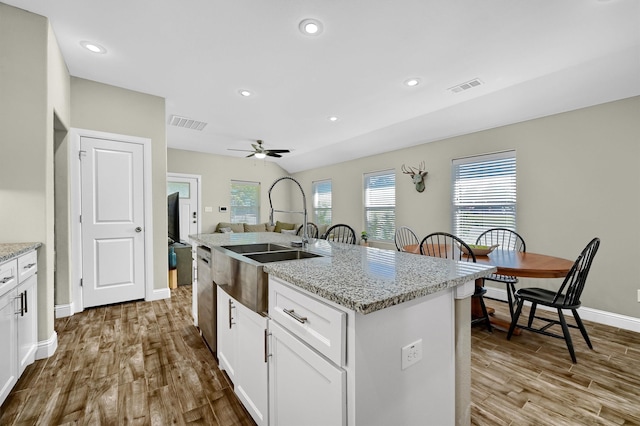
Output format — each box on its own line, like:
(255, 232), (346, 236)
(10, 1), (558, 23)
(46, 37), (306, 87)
(0, 242), (43, 263)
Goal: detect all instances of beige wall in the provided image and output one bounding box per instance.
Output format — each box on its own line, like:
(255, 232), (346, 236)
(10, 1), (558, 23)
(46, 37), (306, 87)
(167, 149), (294, 234)
(0, 3), (71, 341)
(70, 77), (168, 291)
(292, 97), (640, 318)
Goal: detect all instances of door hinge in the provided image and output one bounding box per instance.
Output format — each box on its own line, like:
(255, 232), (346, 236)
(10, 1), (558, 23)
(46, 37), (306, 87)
(80, 278), (83, 287)
(79, 150), (87, 160)
(79, 214), (82, 223)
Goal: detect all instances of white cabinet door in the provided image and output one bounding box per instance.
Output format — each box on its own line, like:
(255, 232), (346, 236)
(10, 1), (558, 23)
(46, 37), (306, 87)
(216, 287), (236, 382)
(17, 274), (37, 376)
(0, 288), (18, 406)
(269, 320), (346, 426)
(235, 303), (269, 426)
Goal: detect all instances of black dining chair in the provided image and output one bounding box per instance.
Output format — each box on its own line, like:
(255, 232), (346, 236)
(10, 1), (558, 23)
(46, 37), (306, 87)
(476, 228), (526, 318)
(507, 237), (600, 363)
(296, 222), (319, 239)
(394, 226), (419, 252)
(420, 232), (492, 332)
(322, 224), (357, 244)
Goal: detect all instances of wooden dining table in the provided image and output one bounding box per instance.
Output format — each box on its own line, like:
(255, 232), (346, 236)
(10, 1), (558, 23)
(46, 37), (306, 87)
(403, 244), (575, 332)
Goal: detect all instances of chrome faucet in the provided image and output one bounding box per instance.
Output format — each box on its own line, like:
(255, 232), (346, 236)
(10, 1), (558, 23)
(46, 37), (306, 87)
(268, 176), (309, 246)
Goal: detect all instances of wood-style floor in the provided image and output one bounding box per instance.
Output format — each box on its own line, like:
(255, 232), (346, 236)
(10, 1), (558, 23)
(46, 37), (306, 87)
(1, 285), (639, 425)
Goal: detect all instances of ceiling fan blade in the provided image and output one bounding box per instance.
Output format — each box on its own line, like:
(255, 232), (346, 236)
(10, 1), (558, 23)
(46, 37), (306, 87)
(266, 152), (282, 158)
(266, 149), (290, 154)
(228, 148), (254, 152)
(246, 153), (255, 158)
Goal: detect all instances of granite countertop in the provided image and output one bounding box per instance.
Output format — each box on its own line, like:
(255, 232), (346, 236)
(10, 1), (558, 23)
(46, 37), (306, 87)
(189, 233), (496, 314)
(0, 242), (42, 263)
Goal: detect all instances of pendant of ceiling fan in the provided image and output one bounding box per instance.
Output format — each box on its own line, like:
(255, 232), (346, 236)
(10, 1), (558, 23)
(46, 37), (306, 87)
(228, 140), (291, 158)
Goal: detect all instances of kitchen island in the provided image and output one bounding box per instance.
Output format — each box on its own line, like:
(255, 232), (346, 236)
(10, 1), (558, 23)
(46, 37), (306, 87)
(190, 232), (495, 426)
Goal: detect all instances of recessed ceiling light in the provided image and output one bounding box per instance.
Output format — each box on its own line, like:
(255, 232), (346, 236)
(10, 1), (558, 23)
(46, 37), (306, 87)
(80, 41), (107, 54)
(238, 89), (252, 97)
(404, 78), (420, 87)
(299, 19), (323, 36)
(328, 116), (339, 122)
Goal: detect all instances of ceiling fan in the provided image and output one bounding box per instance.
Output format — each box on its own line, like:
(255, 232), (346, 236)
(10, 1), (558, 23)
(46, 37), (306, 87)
(228, 140), (290, 159)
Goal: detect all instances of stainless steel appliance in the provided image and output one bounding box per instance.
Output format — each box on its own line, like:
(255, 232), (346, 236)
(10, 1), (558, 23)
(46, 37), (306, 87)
(197, 245), (216, 353)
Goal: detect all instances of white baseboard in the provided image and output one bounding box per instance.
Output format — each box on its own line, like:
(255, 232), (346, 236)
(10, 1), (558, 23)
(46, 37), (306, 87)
(485, 287), (640, 333)
(36, 331), (58, 360)
(147, 287), (171, 302)
(54, 303), (74, 319)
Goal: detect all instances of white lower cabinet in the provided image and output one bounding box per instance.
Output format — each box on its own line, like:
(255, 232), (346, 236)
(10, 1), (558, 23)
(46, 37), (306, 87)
(0, 249), (38, 407)
(216, 286), (269, 426)
(268, 320), (346, 426)
(216, 287), (237, 382)
(0, 286), (18, 405)
(17, 273), (38, 375)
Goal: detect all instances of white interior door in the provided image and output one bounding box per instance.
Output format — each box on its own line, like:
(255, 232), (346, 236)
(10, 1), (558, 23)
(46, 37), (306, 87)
(81, 136), (146, 307)
(167, 174), (200, 241)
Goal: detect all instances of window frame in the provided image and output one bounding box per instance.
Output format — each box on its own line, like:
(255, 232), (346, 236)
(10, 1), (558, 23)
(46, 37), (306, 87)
(364, 169), (396, 242)
(451, 150), (517, 244)
(230, 180), (261, 224)
(312, 179), (332, 226)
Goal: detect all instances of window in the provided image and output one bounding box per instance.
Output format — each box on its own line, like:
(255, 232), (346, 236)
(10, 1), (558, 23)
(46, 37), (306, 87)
(364, 170), (395, 241)
(452, 151), (516, 243)
(230, 180), (260, 224)
(312, 179), (332, 226)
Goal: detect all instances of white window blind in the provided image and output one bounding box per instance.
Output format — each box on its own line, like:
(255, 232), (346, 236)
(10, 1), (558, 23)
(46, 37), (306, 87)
(230, 180), (260, 224)
(364, 170), (395, 241)
(312, 179), (332, 226)
(452, 151), (516, 244)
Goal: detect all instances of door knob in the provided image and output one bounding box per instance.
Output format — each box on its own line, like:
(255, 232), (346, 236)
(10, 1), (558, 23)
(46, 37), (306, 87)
(135, 227), (142, 233)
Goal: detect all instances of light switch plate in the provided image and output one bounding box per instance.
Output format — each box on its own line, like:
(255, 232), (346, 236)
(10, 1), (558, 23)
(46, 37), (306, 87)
(204, 206), (213, 213)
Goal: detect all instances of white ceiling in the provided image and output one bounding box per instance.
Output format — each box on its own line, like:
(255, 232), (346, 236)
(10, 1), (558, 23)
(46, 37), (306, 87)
(5, 0), (640, 173)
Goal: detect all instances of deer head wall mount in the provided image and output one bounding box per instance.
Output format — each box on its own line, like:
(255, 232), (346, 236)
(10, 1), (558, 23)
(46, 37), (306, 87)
(402, 161), (428, 193)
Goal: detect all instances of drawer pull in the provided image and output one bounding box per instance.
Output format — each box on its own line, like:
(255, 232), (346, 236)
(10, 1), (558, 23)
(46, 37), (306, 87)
(283, 308), (307, 324)
(0, 275), (14, 284)
(24, 263), (36, 269)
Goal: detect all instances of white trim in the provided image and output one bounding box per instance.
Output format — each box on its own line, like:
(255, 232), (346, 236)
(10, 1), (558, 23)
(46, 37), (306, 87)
(54, 303), (74, 319)
(149, 286), (171, 302)
(35, 331), (58, 360)
(454, 280), (475, 299)
(485, 286), (640, 333)
(69, 128), (154, 312)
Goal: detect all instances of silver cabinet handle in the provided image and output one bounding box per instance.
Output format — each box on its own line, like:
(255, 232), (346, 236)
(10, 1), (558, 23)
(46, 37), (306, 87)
(23, 290), (27, 314)
(283, 308), (307, 324)
(23, 263), (36, 269)
(135, 227), (142, 233)
(0, 276), (14, 284)
(264, 329), (270, 363)
(228, 299), (235, 329)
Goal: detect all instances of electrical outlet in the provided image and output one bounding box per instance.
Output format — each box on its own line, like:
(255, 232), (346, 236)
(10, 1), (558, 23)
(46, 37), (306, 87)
(204, 206), (213, 213)
(401, 339), (423, 370)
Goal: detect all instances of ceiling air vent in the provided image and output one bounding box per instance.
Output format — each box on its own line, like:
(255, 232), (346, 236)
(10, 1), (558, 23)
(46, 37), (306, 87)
(448, 78), (483, 94)
(169, 115), (207, 131)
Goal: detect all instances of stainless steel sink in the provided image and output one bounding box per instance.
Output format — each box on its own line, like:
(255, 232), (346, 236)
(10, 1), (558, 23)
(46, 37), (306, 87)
(244, 250), (323, 263)
(221, 243), (291, 254)
(213, 243), (325, 314)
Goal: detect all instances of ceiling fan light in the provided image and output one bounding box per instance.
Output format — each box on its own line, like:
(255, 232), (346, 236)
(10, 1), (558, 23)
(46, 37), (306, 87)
(255, 152), (266, 159)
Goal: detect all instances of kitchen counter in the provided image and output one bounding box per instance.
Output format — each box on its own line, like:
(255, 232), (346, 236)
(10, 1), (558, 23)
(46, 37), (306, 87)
(0, 242), (42, 263)
(190, 232), (495, 314)
(191, 232), (496, 425)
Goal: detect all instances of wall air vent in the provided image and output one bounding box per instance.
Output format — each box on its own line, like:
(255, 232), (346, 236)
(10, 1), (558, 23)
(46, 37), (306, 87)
(169, 115), (208, 131)
(448, 78), (483, 94)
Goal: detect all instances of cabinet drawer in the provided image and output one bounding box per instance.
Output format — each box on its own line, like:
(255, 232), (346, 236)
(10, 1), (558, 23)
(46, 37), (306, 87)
(269, 277), (346, 366)
(0, 259), (18, 297)
(17, 251), (37, 283)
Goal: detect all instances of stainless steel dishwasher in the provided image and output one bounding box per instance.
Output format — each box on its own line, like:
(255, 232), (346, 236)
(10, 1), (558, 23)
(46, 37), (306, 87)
(197, 246), (216, 353)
